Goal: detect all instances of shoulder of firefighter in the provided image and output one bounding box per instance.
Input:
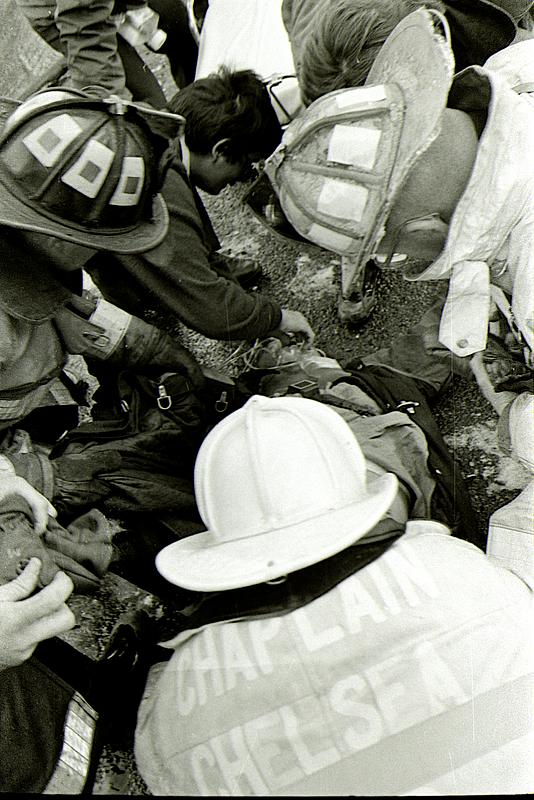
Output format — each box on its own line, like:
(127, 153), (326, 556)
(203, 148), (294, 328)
(0, 292), (203, 427)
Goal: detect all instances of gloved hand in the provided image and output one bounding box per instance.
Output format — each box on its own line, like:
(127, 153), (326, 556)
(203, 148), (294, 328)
(470, 352), (518, 416)
(114, 314), (206, 391)
(52, 445), (122, 512)
(56, 294), (206, 391)
(53, 429), (198, 516)
(146, 331), (206, 392)
(477, 334), (533, 390)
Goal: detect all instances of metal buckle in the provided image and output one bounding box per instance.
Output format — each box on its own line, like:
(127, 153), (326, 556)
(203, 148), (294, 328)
(395, 400), (419, 415)
(157, 384), (172, 410)
(376, 213), (448, 271)
(215, 391), (229, 414)
(287, 379), (319, 398)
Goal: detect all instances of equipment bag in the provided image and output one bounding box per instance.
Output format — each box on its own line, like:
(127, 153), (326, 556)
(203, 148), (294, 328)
(50, 367), (251, 517)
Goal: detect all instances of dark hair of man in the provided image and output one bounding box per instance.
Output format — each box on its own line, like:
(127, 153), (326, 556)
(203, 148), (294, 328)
(299, 0), (445, 106)
(167, 67), (283, 162)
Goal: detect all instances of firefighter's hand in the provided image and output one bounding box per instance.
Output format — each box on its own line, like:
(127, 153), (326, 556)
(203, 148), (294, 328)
(275, 309), (315, 343)
(0, 559), (74, 669)
(153, 338), (206, 391)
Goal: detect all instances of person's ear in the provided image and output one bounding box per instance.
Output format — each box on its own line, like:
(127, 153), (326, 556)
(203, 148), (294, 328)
(211, 138), (232, 163)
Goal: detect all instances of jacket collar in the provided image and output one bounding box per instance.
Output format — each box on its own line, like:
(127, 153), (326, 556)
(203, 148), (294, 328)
(410, 65), (534, 282)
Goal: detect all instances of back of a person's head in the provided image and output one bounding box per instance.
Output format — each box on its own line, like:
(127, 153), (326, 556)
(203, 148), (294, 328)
(167, 68), (283, 162)
(300, 0), (445, 105)
(386, 107), (479, 227)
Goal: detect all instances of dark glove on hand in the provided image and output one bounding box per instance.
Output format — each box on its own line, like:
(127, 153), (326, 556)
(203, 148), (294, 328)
(120, 316), (206, 392)
(149, 333), (206, 392)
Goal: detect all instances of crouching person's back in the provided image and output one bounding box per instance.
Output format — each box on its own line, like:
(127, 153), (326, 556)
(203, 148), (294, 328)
(135, 395), (534, 796)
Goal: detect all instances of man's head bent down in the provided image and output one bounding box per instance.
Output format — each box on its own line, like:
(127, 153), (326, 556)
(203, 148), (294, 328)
(263, 9), (478, 285)
(167, 68), (283, 194)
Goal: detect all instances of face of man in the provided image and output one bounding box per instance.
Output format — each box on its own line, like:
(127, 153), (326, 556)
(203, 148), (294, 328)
(188, 137), (260, 195)
(191, 154), (252, 195)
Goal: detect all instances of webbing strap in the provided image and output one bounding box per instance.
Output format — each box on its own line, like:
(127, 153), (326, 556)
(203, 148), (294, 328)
(43, 692), (98, 795)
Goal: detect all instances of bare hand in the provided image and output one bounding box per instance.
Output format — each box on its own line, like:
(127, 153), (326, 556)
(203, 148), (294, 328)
(0, 476), (56, 535)
(276, 309), (315, 343)
(0, 559), (74, 669)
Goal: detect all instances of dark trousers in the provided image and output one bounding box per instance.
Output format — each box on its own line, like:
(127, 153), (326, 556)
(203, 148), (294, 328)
(362, 291), (472, 399)
(0, 650), (101, 794)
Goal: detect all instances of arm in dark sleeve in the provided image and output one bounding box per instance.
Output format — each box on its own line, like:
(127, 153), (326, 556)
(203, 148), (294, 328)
(54, 0), (127, 96)
(88, 165), (283, 341)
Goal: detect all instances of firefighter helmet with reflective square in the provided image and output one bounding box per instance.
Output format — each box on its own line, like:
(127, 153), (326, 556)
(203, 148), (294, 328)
(0, 89), (171, 253)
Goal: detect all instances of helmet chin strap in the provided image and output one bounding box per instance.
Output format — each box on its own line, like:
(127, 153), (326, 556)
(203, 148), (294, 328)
(102, 94), (185, 124)
(102, 95), (186, 141)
